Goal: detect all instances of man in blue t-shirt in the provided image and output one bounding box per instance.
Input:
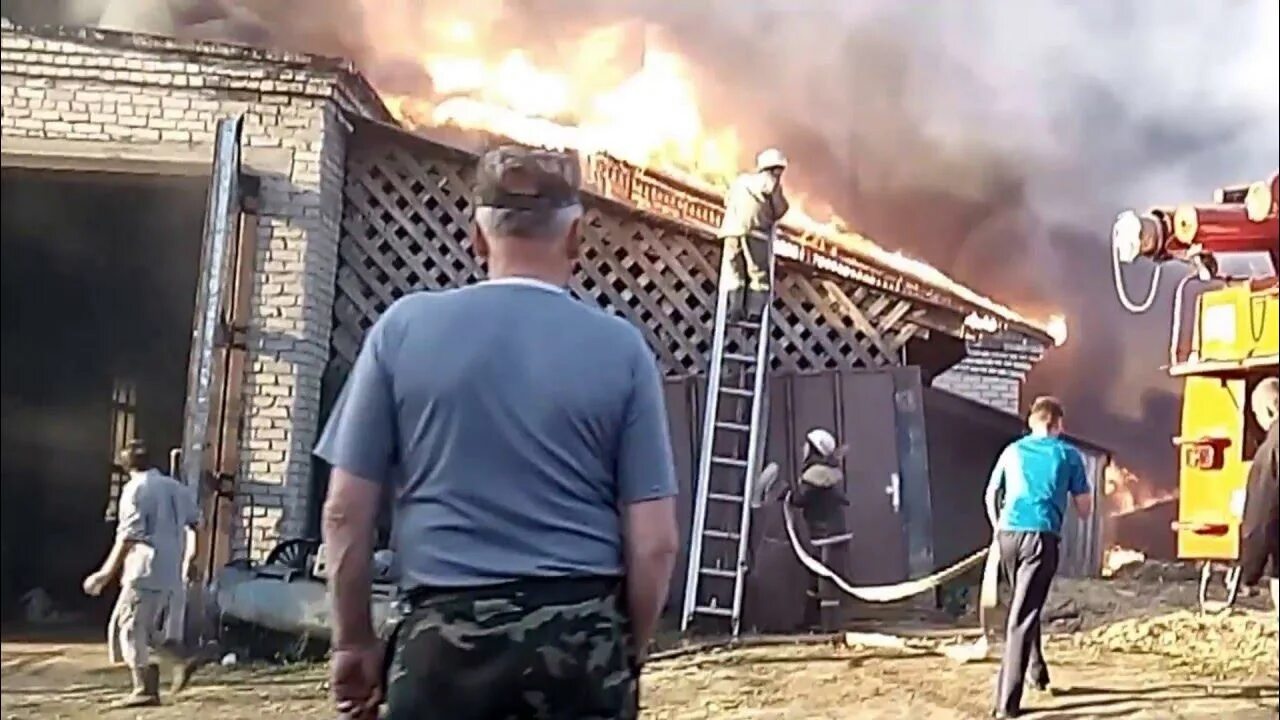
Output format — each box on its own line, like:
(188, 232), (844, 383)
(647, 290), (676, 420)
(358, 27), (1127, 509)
(984, 396), (1092, 719)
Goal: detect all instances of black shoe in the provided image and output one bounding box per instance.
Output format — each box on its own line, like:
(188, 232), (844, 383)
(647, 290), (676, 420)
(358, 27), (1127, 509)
(991, 711), (1021, 719)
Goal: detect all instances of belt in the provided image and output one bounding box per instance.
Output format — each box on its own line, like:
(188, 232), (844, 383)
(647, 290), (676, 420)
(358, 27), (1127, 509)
(401, 575), (623, 611)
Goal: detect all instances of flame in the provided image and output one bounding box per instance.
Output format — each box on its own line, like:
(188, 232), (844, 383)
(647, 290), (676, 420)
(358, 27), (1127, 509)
(1101, 545), (1147, 578)
(372, 13), (1047, 334)
(1103, 462), (1178, 518)
(388, 23), (741, 184)
(1047, 314), (1068, 347)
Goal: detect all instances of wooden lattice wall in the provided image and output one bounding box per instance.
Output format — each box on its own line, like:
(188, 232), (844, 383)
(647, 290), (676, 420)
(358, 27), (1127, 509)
(333, 135), (928, 378)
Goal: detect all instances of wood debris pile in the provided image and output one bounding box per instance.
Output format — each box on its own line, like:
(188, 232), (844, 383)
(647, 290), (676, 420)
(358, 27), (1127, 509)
(1072, 609), (1279, 679)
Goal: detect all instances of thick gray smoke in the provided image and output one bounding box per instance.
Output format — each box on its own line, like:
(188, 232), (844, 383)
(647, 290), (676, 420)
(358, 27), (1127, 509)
(9, 0), (1280, 510)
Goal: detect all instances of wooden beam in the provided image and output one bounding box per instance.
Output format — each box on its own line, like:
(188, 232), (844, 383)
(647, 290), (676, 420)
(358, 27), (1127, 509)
(1, 136), (292, 176)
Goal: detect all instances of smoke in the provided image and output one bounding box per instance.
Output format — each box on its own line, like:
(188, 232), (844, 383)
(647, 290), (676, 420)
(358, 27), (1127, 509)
(10, 0), (1279, 497)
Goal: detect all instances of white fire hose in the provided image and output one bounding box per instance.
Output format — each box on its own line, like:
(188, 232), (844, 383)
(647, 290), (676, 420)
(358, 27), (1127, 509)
(781, 492), (995, 661)
(781, 492), (990, 603)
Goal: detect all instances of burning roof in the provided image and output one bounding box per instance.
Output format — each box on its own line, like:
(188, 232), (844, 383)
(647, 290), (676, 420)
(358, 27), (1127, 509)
(2, 17), (1058, 344)
(380, 30), (1060, 343)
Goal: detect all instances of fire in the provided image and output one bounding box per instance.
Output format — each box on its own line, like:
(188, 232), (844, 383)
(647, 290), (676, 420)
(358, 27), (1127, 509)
(387, 22), (741, 185)
(1102, 545), (1147, 578)
(1047, 314), (1068, 347)
(1103, 462), (1177, 518)
(372, 13), (1048, 334)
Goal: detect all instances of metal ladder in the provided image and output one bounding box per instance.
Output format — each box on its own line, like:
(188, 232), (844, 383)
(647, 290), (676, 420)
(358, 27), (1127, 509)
(680, 242), (774, 637)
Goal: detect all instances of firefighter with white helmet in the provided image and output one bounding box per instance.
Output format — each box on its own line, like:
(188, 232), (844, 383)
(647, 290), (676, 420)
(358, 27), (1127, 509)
(717, 148), (790, 321)
(792, 428), (849, 539)
(789, 427), (850, 629)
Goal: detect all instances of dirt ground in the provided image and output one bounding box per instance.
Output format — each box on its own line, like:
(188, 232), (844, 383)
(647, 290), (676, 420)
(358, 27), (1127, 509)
(3, 576), (1276, 719)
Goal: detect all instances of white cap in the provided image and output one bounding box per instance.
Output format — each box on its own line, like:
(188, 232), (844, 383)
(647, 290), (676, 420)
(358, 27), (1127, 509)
(806, 428), (838, 457)
(755, 148), (788, 172)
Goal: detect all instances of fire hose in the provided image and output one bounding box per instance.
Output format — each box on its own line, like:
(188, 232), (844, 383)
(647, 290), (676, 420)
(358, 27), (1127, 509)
(780, 491), (990, 603)
(1112, 240), (1163, 314)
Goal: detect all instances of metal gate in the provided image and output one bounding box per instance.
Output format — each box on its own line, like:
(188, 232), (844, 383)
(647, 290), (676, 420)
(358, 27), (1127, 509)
(181, 116), (261, 586)
(665, 368), (934, 628)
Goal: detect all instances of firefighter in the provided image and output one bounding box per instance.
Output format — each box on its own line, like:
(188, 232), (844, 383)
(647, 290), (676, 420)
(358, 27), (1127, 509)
(984, 397), (1092, 719)
(1240, 377), (1279, 608)
(82, 440), (203, 707)
(316, 146), (679, 720)
(791, 428), (850, 538)
(789, 428), (850, 630)
(718, 148), (790, 322)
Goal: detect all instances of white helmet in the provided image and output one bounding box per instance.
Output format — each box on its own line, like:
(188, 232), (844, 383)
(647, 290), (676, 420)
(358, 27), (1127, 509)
(806, 428), (838, 457)
(755, 147), (788, 172)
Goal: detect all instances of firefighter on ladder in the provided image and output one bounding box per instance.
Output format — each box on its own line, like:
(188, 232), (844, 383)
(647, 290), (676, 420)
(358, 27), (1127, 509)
(718, 148), (790, 322)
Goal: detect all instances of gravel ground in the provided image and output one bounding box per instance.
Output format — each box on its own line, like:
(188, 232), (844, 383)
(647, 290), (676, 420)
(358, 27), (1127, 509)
(3, 576), (1276, 719)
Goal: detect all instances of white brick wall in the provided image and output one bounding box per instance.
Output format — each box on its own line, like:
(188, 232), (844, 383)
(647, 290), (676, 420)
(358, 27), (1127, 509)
(933, 334), (1046, 416)
(1, 22), (385, 560)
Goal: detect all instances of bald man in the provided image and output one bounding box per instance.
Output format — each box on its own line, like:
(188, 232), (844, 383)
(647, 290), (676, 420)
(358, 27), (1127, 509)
(1240, 376), (1279, 608)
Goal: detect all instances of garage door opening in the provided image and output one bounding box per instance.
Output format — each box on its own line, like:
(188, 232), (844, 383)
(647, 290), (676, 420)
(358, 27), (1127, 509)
(1, 168), (208, 634)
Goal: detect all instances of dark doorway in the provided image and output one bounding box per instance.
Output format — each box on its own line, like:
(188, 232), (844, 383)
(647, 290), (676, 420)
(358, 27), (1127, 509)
(0, 168), (207, 631)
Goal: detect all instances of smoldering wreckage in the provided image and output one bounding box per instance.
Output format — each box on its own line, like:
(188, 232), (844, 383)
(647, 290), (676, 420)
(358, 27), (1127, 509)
(0, 1), (1278, 718)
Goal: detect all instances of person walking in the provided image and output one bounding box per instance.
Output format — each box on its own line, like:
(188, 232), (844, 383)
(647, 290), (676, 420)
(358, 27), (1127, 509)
(1240, 377), (1279, 609)
(984, 397), (1092, 719)
(82, 439), (203, 707)
(315, 145), (680, 720)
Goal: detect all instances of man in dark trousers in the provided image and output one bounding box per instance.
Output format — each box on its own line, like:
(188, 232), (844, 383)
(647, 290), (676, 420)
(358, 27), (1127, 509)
(315, 146), (679, 720)
(789, 428), (850, 630)
(984, 397), (1092, 719)
(1240, 377), (1279, 609)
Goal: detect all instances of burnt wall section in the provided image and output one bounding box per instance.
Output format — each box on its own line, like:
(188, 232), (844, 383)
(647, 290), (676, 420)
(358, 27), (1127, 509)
(333, 125), (932, 379)
(0, 22), (385, 560)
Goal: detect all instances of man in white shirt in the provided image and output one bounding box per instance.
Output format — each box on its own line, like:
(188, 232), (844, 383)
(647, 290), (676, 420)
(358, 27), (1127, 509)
(83, 439), (202, 707)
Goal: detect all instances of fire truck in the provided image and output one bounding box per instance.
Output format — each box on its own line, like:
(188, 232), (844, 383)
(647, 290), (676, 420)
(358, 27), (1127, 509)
(1111, 172), (1279, 610)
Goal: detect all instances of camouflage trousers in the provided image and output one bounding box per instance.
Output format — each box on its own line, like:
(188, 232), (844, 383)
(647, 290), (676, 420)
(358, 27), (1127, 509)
(384, 576), (639, 720)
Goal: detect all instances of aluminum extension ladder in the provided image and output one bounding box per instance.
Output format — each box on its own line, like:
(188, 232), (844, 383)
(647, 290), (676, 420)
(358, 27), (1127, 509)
(680, 240), (774, 637)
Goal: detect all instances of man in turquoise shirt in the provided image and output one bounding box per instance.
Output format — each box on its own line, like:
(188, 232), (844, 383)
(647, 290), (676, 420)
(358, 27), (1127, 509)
(984, 396), (1092, 719)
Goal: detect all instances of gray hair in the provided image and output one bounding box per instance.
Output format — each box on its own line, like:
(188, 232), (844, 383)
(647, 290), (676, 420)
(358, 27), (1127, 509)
(474, 203), (583, 242)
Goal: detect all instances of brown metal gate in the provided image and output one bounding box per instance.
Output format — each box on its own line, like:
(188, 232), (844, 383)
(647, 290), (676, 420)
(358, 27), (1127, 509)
(181, 116), (260, 591)
(664, 369), (932, 628)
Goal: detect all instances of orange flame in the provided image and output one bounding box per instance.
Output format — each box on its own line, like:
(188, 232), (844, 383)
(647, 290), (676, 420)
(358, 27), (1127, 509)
(1046, 314), (1068, 347)
(389, 24), (742, 185)
(1101, 545), (1147, 577)
(1103, 462), (1178, 518)
(367, 11), (1052, 334)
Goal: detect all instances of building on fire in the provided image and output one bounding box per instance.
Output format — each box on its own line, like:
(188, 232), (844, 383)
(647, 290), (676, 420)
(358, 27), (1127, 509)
(0, 20), (1107, 631)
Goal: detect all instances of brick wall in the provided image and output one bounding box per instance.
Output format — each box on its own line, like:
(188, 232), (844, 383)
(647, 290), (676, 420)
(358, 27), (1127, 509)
(932, 334), (1046, 416)
(0, 22), (385, 559)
